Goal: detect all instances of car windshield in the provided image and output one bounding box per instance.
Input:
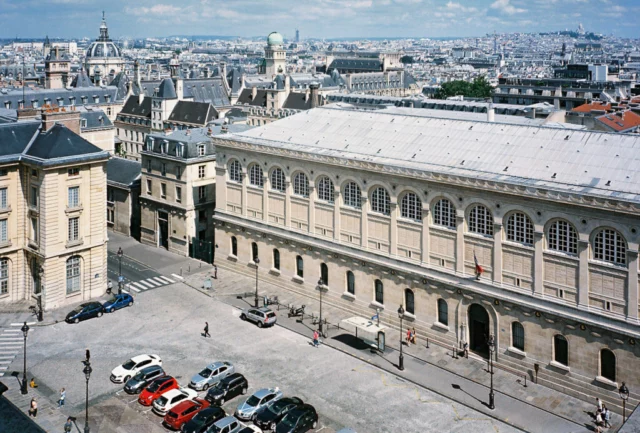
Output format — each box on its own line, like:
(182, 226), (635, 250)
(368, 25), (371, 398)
(147, 379), (165, 392)
(246, 395), (261, 407)
(199, 367), (212, 377)
(156, 396), (168, 406)
(122, 360), (136, 370)
(190, 411), (208, 425)
(133, 371), (144, 380)
(269, 399), (287, 413)
(107, 295), (118, 303)
(280, 413), (298, 428)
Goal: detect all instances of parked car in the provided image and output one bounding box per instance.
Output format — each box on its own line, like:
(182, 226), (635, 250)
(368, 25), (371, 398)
(124, 365), (165, 394)
(240, 307), (277, 328)
(189, 361), (235, 391)
(180, 406), (227, 433)
(275, 404), (318, 433)
(207, 416), (246, 433)
(139, 376), (179, 406)
(235, 387), (283, 421)
(65, 302), (105, 324)
(255, 397), (303, 431)
(238, 426), (262, 433)
(103, 293), (134, 313)
(162, 397), (209, 430)
(152, 388), (198, 416)
(111, 354), (162, 383)
(205, 373), (248, 406)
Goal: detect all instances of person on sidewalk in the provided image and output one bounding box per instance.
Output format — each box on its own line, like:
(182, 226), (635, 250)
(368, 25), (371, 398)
(28, 398), (37, 417)
(463, 342), (469, 359)
(64, 417), (73, 433)
(203, 322), (210, 338)
(410, 327), (417, 344)
(29, 378), (38, 388)
(58, 388), (66, 408)
(405, 328), (411, 344)
(603, 405), (612, 428)
(313, 330), (319, 348)
(596, 397), (603, 413)
(213, 265), (218, 279)
(595, 410), (603, 429)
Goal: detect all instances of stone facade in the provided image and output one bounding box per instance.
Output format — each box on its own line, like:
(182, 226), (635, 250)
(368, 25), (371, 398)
(212, 108), (640, 413)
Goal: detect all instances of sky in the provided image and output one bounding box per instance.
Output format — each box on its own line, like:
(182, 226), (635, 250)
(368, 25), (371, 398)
(0, 0), (638, 40)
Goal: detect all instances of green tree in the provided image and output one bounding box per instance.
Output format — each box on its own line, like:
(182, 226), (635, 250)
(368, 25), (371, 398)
(434, 76), (493, 99)
(400, 55), (415, 64)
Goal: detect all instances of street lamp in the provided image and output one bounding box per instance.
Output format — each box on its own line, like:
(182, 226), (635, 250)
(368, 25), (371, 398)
(116, 247), (123, 294)
(20, 322), (29, 395)
(487, 334), (495, 410)
(397, 305), (405, 371)
(253, 257), (260, 308)
(36, 265), (44, 322)
(317, 279), (324, 336)
(619, 382), (629, 423)
(82, 350), (92, 433)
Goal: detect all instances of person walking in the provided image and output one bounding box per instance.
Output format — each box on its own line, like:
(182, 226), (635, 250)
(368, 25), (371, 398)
(28, 398), (37, 417)
(58, 388), (66, 408)
(203, 322), (210, 338)
(596, 397), (603, 413)
(313, 330), (319, 348)
(64, 417), (73, 433)
(213, 265), (218, 279)
(604, 406), (612, 429)
(405, 328), (411, 344)
(410, 327), (417, 344)
(595, 410), (603, 429)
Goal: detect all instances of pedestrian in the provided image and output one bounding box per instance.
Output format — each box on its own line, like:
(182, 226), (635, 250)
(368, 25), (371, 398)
(213, 265), (218, 279)
(410, 327), (417, 344)
(595, 411), (603, 428)
(29, 377), (38, 388)
(203, 322), (210, 338)
(604, 406), (611, 428)
(58, 388), (66, 408)
(28, 398), (37, 417)
(313, 330), (319, 348)
(107, 280), (113, 294)
(596, 397), (603, 413)
(405, 328), (411, 344)
(64, 417), (73, 433)
(463, 342), (469, 359)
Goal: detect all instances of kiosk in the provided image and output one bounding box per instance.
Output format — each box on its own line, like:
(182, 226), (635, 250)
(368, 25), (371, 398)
(340, 316), (388, 352)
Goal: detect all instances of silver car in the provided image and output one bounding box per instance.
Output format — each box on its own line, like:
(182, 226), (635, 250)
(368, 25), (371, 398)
(190, 361), (235, 391)
(207, 415), (246, 433)
(240, 307), (277, 328)
(235, 387), (283, 421)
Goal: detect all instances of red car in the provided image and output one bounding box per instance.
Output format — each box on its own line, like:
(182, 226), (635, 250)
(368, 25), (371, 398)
(163, 398), (210, 430)
(138, 376), (179, 406)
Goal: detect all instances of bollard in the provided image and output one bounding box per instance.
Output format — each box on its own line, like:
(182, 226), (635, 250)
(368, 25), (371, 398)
(200, 262), (202, 268)
(452, 345), (457, 359)
(426, 338), (429, 349)
(189, 265), (191, 273)
(524, 376), (527, 387)
(180, 268), (183, 276)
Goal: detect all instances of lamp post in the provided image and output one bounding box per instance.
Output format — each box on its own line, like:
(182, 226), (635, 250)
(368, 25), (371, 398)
(82, 350), (92, 433)
(317, 279), (324, 336)
(116, 247), (123, 294)
(36, 265), (44, 322)
(20, 322), (29, 395)
(397, 305), (405, 371)
(487, 334), (495, 410)
(619, 382), (629, 423)
(253, 257), (260, 308)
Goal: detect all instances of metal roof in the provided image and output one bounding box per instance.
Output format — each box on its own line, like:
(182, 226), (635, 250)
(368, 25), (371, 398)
(226, 105), (640, 204)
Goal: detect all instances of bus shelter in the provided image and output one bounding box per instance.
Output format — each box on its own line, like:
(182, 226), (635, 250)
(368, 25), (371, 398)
(340, 316), (388, 352)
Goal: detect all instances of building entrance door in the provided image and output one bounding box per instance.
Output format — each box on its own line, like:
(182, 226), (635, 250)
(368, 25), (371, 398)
(468, 303), (490, 358)
(158, 211), (169, 250)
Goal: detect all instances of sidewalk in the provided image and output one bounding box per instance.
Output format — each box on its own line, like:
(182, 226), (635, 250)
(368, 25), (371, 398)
(184, 262), (617, 433)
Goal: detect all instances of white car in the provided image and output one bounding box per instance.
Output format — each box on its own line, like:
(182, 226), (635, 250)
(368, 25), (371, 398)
(152, 388), (198, 416)
(110, 354), (162, 383)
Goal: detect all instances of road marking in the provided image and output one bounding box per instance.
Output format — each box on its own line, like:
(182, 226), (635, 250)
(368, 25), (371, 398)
(0, 343), (22, 347)
(159, 276), (175, 283)
(152, 277), (167, 285)
(0, 356), (15, 360)
(0, 360), (11, 364)
(138, 280), (155, 288)
(3, 329), (21, 333)
(131, 282), (147, 291)
(10, 322), (36, 326)
(129, 286), (141, 293)
(0, 366), (8, 371)
(171, 274), (184, 280)
(0, 336), (22, 340)
(142, 279), (160, 287)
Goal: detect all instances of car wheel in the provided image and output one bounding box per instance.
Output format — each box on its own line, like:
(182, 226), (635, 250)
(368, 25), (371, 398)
(240, 314), (246, 321)
(108, 308), (114, 313)
(219, 397), (225, 404)
(74, 318), (79, 324)
(203, 384), (209, 391)
(312, 420), (318, 429)
(128, 301), (133, 307)
(257, 321), (263, 328)
(241, 387), (247, 395)
(97, 311), (103, 317)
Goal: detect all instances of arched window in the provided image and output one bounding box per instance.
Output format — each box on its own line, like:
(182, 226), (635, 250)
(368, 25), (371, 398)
(506, 212), (534, 245)
(317, 177), (335, 203)
(433, 198), (456, 228)
(293, 172), (309, 197)
(0, 258), (8, 295)
(270, 168), (285, 192)
(371, 187), (390, 215)
(374, 279), (384, 304)
(273, 249), (280, 270)
(593, 228), (626, 265)
(600, 349), (616, 382)
(231, 236), (238, 256)
(512, 322), (525, 351)
(251, 242), (258, 262)
(437, 299), (448, 326)
(554, 335), (568, 366)
(296, 255), (304, 278)
(346, 271), (355, 295)
(343, 182), (362, 208)
(228, 160), (241, 182)
(468, 205), (494, 236)
(249, 164), (264, 187)
(400, 193), (422, 221)
(66, 256), (81, 294)
(320, 263), (329, 286)
(405, 289), (415, 314)
(547, 220), (578, 254)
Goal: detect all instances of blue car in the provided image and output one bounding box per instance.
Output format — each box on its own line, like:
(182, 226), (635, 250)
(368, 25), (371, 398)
(65, 302), (105, 324)
(103, 293), (134, 313)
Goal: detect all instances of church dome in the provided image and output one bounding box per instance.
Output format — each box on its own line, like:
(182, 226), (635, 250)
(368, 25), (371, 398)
(267, 32), (283, 46)
(86, 41), (121, 58)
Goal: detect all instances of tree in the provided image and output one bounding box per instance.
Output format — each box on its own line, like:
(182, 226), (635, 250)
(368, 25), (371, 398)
(400, 55), (415, 64)
(434, 76), (493, 99)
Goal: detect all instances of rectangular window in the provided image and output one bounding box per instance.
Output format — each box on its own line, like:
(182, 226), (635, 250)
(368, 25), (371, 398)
(161, 163), (166, 176)
(68, 217), (79, 241)
(30, 217), (38, 243)
(198, 186), (206, 202)
(198, 165), (206, 179)
(0, 258), (7, 294)
(0, 169), (7, 177)
(0, 219), (6, 242)
(68, 186), (79, 208)
(107, 208), (114, 223)
(198, 145), (205, 156)
(107, 187), (114, 203)
(161, 183), (167, 199)
(176, 186), (182, 203)
(68, 168), (80, 177)
(0, 188), (6, 209)
(199, 210), (206, 222)
(30, 186), (38, 207)
(146, 179), (152, 195)
(146, 160), (151, 173)
(31, 169), (38, 178)
(175, 166), (182, 179)
(66, 257), (81, 294)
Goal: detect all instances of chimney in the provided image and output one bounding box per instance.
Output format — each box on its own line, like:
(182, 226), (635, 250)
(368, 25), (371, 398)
(203, 67), (210, 78)
(220, 61), (227, 79)
(251, 86), (257, 100)
(133, 59), (141, 89)
(173, 77), (184, 100)
(487, 102), (495, 122)
(305, 87), (310, 102)
(310, 83), (319, 108)
(41, 107), (81, 134)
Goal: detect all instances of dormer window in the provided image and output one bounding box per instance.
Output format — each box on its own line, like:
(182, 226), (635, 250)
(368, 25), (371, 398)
(176, 143), (184, 158)
(198, 144), (205, 156)
(104, 94), (111, 103)
(69, 97), (75, 106)
(18, 100), (24, 109)
(93, 95), (99, 104)
(81, 118), (87, 128)
(57, 97), (64, 106)
(146, 138), (154, 151)
(31, 100), (38, 108)
(3, 101), (9, 109)
(81, 96), (88, 104)
(161, 140), (168, 154)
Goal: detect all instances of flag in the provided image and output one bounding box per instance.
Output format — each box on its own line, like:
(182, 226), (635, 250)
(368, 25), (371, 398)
(474, 251), (484, 279)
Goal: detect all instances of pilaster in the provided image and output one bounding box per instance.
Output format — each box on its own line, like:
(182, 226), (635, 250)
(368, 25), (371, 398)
(533, 230), (544, 296)
(262, 173), (269, 223)
(241, 167), (248, 218)
(308, 183), (316, 235)
(333, 188), (341, 242)
(284, 179), (291, 228)
(360, 195), (368, 248)
(390, 201), (398, 256)
(493, 222), (503, 285)
(455, 211), (465, 274)
(627, 249), (638, 321)
(421, 207), (430, 265)
(577, 239), (590, 308)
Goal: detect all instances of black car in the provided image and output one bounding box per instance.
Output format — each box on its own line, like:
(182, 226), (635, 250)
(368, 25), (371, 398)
(205, 373), (248, 406)
(255, 397), (304, 431)
(275, 404), (318, 433)
(180, 406), (227, 433)
(65, 302), (105, 323)
(124, 365), (165, 394)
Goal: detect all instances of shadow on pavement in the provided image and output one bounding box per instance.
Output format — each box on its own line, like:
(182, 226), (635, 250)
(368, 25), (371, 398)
(0, 396), (46, 433)
(452, 383), (484, 405)
(331, 333), (373, 351)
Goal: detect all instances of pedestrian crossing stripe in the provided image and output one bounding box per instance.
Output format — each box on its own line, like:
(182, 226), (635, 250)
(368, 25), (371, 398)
(129, 286), (141, 293)
(171, 274), (184, 280)
(138, 280), (155, 288)
(10, 322), (36, 326)
(0, 366), (8, 371)
(159, 276), (174, 283)
(151, 277), (166, 285)
(142, 279), (161, 287)
(131, 282), (147, 290)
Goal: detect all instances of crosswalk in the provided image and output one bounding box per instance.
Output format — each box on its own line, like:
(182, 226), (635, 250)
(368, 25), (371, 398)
(123, 274), (183, 293)
(0, 322), (36, 377)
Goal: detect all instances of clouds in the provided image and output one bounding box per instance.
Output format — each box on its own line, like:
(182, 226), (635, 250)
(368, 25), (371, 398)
(0, 0), (638, 39)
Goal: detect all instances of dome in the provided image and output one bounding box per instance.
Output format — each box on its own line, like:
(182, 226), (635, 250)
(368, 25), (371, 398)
(267, 32), (283, 46)
(86, 41), (122, 58)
